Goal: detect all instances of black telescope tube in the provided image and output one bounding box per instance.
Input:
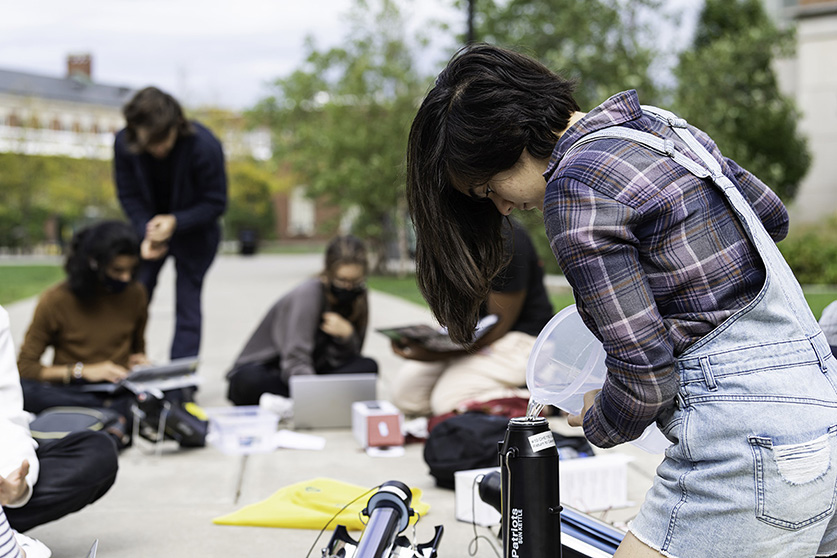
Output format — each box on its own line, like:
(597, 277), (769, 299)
(353, 481), (413, 558)
(354, 506), (401, 557)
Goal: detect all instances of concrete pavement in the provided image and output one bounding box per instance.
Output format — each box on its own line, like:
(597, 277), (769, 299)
(4, 254), (663, 557)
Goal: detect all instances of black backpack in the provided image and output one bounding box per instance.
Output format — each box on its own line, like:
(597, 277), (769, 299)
(423, 413), (511, 489)
(423, 412), (595, 489)
(133, 389), (208, 448)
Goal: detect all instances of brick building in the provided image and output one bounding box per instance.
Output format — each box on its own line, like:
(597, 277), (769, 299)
(0, 54), (134, 159)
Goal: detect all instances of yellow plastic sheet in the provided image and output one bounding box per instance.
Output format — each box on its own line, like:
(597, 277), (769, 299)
(213, 477), (430, 530)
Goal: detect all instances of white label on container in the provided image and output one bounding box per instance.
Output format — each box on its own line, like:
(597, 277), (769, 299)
(528, 431), (556, 453)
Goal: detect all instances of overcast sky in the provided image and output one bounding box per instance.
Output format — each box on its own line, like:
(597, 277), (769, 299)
(0, 0), (698, 111)
(0, 0), (463, 110)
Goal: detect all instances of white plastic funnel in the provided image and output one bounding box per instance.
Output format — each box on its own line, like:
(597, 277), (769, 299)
(527, 305), (671, 454)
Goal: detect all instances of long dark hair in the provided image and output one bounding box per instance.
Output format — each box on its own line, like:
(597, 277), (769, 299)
(321, 235), (369, 325)
(65, 220), (140, 301)
(122, 86), (194, 152)
(407, 43), (578, 343)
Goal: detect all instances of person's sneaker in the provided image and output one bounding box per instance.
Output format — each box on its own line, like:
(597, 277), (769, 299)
(259, 393), (294, 420)
(13, 530), (52, 558)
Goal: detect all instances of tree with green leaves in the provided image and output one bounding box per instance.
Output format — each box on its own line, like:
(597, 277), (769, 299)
(466, 0), (664, 110)
(454, 0), (666, 273)
(225, 159), (279, 242)
(0, 153), (120, 249)
(250, 0), (431, 271)
(673, 0), (809, 201)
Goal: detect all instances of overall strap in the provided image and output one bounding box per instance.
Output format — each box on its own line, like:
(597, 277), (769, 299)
(562, 109), (768, 255)
(564, 126), (712, 181)
(561, 108), (822, 344)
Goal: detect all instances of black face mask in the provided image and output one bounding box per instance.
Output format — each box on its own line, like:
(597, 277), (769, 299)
(103, 276), (130, 294)
(330, 284), (364, 306)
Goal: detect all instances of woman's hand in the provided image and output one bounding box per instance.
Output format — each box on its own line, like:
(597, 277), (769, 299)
(567, 389), (601, 428)
(391, 339), (447, 362)
(320, 312), (354, 339)
(128, 353), (150, 368)
(83, 361), (130, 383)
(0, 460), (29, 506)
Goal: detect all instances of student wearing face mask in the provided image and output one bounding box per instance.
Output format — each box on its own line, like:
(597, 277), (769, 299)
(17, 220), (148, 436)
(226, 235), (379, 406)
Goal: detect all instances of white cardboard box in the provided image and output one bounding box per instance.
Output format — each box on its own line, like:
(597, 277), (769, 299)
(351, 400), (404, 448)
(454, 467), (502, 526)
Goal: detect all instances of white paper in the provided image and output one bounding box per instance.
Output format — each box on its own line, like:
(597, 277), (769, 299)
(365, 446), (406, 458)
(273, 429), (326, 450)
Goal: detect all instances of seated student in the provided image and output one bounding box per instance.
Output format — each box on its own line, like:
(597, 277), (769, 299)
(388, 219), (554, 416)
(1, 305), (118, 539)
(17, 220), (148, 435)
(226, 235), (379, 406)
(0, 504), (50, 558)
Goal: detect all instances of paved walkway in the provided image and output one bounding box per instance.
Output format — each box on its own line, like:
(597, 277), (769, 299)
(5, 254), (662, 557)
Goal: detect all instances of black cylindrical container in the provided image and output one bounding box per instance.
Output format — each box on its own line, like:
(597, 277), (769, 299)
(500, 416), (561, 558)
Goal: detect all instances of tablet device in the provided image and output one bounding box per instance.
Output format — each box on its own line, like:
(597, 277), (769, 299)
(377, 314), (498, 352)
(126, 356), (200, 383)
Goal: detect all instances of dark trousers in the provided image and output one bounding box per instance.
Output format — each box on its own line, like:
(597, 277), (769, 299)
(21, 380), (134, 416)
(140, 227), (219, 360)
(21, 380), (135, 431)
(5, 430), (119, 532)
(226, 356), (379, 406)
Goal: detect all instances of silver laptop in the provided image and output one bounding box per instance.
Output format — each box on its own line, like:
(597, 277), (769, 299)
(78, 357), (199, 393)
(290, 373), (377, 429)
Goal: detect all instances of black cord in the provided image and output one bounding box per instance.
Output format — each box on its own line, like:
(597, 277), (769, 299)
(304, 483), (382, 558)
(467, 474), (501, 558)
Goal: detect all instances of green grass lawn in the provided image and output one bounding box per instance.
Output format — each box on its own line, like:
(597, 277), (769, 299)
(369, 273), (837, 321)
(2, 264), (836, 322)
(0, 266), (64, 306)
(368, 275), (576, 311)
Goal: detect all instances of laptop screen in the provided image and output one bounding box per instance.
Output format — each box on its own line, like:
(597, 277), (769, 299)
(290, 373), (377, 429)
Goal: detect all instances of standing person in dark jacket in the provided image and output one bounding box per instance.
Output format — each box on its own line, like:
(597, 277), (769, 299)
(113, 86), (228, 360)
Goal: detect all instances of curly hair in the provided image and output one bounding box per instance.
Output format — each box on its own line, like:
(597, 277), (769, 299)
(65, 220), (141, 301)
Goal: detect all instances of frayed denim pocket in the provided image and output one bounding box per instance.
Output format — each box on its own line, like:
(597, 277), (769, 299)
(749, 427), (837, 530)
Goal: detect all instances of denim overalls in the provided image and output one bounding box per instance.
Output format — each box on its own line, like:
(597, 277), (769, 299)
(566, 108), (837, 557)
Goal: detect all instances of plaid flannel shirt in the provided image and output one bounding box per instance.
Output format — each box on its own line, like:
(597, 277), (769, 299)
(543, 90), (789, 447)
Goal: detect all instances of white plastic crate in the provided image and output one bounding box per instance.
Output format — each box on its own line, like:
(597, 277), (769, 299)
(559, 453), (633, 512)
(205, 406), (279, 455)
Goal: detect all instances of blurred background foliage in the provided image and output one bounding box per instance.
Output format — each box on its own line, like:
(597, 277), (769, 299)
(2, 0), (831, 287)
(672, 0), (809, 201)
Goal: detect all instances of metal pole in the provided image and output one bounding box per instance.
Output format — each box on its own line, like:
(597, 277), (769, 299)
(467, 0), (475, 44)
